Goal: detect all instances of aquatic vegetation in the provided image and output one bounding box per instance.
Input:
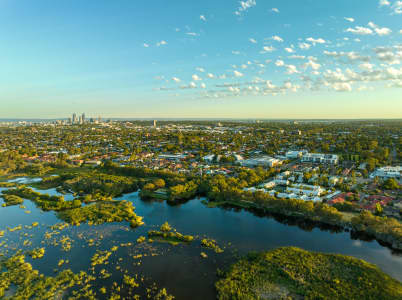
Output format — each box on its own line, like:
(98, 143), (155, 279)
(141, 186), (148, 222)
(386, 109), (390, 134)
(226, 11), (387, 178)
(154, 288), (175, 300)
(57, 200), (144, 226)
(7, 225), (22, 232)
(123, 274), (139, 288)
(2, 186), (81, 211)
(148, 222), (194, 245)
(215, 247), (402, 300)
(0, 182), (16, 188)
(28, 247), (45, 259)
(50, 222), (69, 230)
(1, 194), (23, 206)
(160, 221), (172, 232)
(201, 238), (224, 253)
(59, 236), (73, 251)
(137, 236), (146, 243)
(91, 250), (112, 267)
(0, 254), (95, 299)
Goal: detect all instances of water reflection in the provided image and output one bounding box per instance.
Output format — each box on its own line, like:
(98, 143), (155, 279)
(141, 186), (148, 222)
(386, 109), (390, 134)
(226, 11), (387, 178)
(0, 180), (401, 300)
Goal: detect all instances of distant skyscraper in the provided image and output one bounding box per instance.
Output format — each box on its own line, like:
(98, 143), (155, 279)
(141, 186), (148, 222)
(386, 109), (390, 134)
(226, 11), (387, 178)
(82, 113), (86, 124)
(153, 120), (157, 128)
(72, 113), (77, 124)
(78, 115), (83, 124)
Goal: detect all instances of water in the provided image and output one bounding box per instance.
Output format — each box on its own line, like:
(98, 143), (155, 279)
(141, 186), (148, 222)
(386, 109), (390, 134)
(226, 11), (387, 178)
(0, 181), (401, 299)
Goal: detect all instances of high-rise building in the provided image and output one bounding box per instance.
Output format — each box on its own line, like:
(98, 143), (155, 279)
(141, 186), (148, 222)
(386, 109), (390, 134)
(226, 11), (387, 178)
(82, 113), (86, 124)
(72, 113), (77, 124)
(153, 120), (157, 128)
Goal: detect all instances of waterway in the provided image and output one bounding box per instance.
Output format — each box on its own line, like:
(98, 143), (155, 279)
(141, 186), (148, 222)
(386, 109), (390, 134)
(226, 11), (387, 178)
(0, 179), (401, 299)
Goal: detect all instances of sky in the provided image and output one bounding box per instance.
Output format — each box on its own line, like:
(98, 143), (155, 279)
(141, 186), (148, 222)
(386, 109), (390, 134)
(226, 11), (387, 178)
(0, 0), (401, 119)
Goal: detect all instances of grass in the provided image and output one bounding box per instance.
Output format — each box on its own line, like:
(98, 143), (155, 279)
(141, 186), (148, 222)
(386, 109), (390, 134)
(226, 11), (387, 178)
(216, 247), (402, 300)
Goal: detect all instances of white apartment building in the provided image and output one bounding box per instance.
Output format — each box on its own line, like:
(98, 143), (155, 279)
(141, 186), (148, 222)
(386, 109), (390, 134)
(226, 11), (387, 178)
(301, 153), (339, 164)
(370, 166), (401, 180)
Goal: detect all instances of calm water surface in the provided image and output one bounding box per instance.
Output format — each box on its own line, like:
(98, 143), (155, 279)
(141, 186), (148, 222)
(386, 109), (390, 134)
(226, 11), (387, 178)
(0, 180), (401, 299)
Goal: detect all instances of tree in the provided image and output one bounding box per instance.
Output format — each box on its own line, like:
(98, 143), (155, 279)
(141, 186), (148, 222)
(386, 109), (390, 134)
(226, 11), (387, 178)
(382, 178), (400, 190)
(143, 183), (156, 191)
(375, 203), (383, 216)
(153, 178), (166, 189)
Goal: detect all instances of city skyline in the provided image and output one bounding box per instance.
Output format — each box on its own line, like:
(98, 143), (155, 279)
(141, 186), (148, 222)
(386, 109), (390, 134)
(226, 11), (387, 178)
(0, 0), (401, 119)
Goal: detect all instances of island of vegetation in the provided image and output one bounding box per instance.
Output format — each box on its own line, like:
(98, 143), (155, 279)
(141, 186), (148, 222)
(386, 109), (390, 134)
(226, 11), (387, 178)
(148, 222), (194, 245)
(1, 194), (23, 206)
(215, 247), (402, 300)
(201, 238), (224, 253)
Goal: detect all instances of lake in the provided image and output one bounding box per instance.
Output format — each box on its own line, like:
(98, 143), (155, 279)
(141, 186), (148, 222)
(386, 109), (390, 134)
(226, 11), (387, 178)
(0, 181), (401, 299)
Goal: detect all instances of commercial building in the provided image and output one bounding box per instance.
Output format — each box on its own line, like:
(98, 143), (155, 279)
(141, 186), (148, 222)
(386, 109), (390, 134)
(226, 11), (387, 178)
(285, 151), (303, 159)
(240, 156), (282, 168)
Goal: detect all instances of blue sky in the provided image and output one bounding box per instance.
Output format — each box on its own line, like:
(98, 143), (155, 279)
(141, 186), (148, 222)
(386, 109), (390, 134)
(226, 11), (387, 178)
(0, 0), (401, 119)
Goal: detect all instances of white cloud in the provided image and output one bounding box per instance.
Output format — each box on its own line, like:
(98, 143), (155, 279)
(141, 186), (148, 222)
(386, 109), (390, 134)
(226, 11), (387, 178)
(200, 15), (206, 21)
(233, 70), (244, 77)
(344, 17), (355, 22)
(249, 38), (257, 44)
(207, 73), (215, 78)
(143, 43), (150, 48)
(172, 77), (181, 83)
(345, 26), (373, 35)
(192, 74), (202, 81)
(393, 1), (402, 14)
(359, 63), (374, 72)
(333, 82), (352, 92)
(189, 82), (197, 88)
(196, 67), (205, 72)
(271, 8), (279, 13)
(304, 59), (321, 70)
(156, 40), (167, 46)
(299, 42), (311, 50)
(400, 30), (402, 34)
(186, 32), (199, 36)
(285, 47), (294, 53)
(272, 35), (284, 42)
(286, 65), (299, 74)
(379, 0), (390, 6)
(386, 67), (402, 77)
(306, 37), (326, 45)
(200, 83), (206, 89)
(236, 0), (257, 14)
(374, 47), (401, 65)
(388, 80), (402, 88)
(368, 22), (392, 36)
(275, 60), (285, 66)
(262, 46), (276, 52)
(289, 55), (306, 59)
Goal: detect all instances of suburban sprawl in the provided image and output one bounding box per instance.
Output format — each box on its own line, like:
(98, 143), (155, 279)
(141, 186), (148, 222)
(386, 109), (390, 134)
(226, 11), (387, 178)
(0, 118), (401, 299)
